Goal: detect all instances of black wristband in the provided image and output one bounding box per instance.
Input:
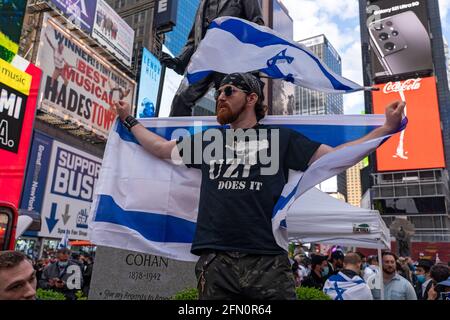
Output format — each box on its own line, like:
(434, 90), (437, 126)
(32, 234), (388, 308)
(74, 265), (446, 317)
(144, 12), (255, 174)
(122, 115), (139, 132)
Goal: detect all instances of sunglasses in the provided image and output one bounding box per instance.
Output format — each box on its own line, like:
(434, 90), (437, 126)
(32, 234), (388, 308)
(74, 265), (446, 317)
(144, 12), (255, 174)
(214, 86), (248, 100)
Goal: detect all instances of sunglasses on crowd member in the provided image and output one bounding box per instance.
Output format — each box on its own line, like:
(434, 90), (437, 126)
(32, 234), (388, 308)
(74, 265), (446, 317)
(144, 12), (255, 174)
(214, 86), (248, 100)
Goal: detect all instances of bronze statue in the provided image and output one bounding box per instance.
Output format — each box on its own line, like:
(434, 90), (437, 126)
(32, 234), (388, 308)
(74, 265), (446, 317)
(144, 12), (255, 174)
(160, 0), (265, 116)
(396, 226), (410, 257)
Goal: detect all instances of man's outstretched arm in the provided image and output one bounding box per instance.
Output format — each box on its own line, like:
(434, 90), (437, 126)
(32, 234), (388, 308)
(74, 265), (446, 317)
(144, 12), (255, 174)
(308, 100), (406, 165)
(114, 101), (176, 160)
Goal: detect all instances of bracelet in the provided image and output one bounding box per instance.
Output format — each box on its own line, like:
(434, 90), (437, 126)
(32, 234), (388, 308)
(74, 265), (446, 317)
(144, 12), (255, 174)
(122, 115), (139, 132)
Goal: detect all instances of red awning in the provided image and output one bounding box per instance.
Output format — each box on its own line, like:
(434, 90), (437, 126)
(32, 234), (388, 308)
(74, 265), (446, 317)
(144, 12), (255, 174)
(68, 240), (94, 247)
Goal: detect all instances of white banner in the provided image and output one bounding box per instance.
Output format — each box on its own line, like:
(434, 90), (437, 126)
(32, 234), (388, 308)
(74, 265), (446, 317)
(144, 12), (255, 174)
(36, 14), (135, 138)
(92, 0), (135, 67)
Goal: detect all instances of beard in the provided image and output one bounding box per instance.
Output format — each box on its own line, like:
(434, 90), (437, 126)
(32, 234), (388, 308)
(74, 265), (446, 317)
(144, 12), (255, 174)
(383, 267), (395, 275)
(216, 102), (244, 125)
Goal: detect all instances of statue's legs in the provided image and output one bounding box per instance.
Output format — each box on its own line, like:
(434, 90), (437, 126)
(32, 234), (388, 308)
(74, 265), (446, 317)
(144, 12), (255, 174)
(169, 72), (224, 117)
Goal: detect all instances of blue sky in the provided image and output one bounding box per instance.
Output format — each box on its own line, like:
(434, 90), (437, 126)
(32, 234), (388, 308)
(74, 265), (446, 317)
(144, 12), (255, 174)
(282, 0), (450, 114)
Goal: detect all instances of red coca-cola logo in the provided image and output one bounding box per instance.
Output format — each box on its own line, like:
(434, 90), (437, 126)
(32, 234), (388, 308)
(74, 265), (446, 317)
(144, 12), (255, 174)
(383, 78), (422, 94)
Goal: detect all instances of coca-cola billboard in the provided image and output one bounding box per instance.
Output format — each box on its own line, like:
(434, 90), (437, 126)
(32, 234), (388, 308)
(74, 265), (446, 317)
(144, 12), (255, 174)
(373, 77), (445, 171)
(366, 0), (433, 79)
(383, 78), (421, 94)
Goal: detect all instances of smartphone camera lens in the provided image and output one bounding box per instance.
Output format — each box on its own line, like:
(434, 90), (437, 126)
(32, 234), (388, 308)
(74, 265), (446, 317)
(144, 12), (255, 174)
(392, 30), (399, 36)
(374, 23), (383, 31)
(386, 21), (393, 27)
(379, 33), (389, 41)
(384, 42), (396, 51)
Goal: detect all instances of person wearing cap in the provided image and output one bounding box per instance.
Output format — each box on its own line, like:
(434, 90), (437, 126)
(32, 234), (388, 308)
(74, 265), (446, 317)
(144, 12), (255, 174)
(414, 259), (433, 300)
(113, 72), (405, 300)
(39, 248), (83, 300)
(302, 254), (328, 290)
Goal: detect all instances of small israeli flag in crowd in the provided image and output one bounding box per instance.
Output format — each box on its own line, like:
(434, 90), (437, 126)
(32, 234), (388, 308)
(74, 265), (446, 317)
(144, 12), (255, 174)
(187, 16), (365, 93)
(58, 230), (69, 249)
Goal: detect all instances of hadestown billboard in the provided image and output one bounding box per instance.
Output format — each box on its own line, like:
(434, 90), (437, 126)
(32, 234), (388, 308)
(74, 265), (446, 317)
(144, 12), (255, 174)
(35, 14), (135, 139)
(366, 0), (433, 79)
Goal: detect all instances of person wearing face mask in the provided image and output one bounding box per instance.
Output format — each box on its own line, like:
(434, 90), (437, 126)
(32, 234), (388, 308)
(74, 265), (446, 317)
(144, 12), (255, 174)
(302, 254), (328, 290)
(39, 248), (83, 300)
(414, 259), (433, 300)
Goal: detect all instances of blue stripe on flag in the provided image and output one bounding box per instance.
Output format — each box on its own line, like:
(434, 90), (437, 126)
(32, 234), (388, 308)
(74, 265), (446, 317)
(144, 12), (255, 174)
(272, 185), (298, 218)
(187, 70), (213, 84)
(117, 122), (379, 148)
(94, 195), (196, 243)
(208, 18), (354, 91)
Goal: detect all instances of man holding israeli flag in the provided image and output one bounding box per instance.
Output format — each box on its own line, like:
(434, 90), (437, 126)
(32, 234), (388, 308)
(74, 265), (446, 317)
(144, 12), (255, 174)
(323, 253), (373, 300)
(108, 70), (405, 300)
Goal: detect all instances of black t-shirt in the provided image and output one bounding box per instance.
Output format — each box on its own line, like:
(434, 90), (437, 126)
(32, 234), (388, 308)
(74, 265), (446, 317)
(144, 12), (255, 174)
(177, 124), (321, 256)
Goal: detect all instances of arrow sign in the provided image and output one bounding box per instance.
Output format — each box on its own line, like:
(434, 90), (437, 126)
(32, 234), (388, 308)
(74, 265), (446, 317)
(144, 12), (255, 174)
(62, 204), (71, 225)
(46, 203), (60, 233)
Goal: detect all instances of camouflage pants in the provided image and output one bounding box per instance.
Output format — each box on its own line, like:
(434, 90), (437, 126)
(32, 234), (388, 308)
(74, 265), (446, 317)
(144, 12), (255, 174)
(195, 251), (297, 300)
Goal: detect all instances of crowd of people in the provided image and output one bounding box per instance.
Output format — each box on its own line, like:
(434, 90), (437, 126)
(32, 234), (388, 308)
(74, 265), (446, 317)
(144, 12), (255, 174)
(291, 248), (450, 300)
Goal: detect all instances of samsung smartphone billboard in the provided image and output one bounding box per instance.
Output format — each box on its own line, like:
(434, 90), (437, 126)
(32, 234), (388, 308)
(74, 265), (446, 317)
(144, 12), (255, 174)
(366, 0), (433, 79)
(373, 77), (445, 171)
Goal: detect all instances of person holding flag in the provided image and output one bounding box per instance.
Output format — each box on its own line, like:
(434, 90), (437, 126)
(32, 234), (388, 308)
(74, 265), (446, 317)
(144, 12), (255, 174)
(112, 71), (405, 300)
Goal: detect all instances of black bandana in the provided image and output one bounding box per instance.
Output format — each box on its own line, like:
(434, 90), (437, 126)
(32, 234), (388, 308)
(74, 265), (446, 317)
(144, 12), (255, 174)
(220, 73), (264, 101)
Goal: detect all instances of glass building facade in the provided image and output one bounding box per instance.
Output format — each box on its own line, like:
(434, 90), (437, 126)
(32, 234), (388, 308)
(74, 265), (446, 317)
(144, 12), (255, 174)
(164, 0), (200, 56)
(295, 35), (344, 115)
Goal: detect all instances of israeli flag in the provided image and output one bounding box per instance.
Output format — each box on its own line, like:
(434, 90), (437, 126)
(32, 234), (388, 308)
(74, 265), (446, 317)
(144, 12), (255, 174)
(89, 116), (405, 262)
(323, 272), (374, 300)
(58, 230), (69, 250)
(187, 16), (364, 93)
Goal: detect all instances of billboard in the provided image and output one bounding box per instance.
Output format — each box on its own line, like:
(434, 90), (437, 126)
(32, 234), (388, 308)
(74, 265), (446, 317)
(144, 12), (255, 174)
(366, 0), (433, 79)
(0, 0), (27, 62)
(48, 0), (98, 33)
(136, 48), (162, 119)
(0, 56), (42, 208)
(36, 14), (135, 139)
(373, 77), (445, 171)
(20, 131), (102, 240)
(154, 0), (179, 32)
(92, 0), (134, 67)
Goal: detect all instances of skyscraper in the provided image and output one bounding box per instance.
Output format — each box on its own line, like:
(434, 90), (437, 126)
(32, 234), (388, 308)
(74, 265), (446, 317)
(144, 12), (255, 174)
(295, 35), (344, 115)
(164, 0), (200, 56)
(295, 35), (346, 200)
(346, 161), (366, 207)
(444, 38), (450, 91)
